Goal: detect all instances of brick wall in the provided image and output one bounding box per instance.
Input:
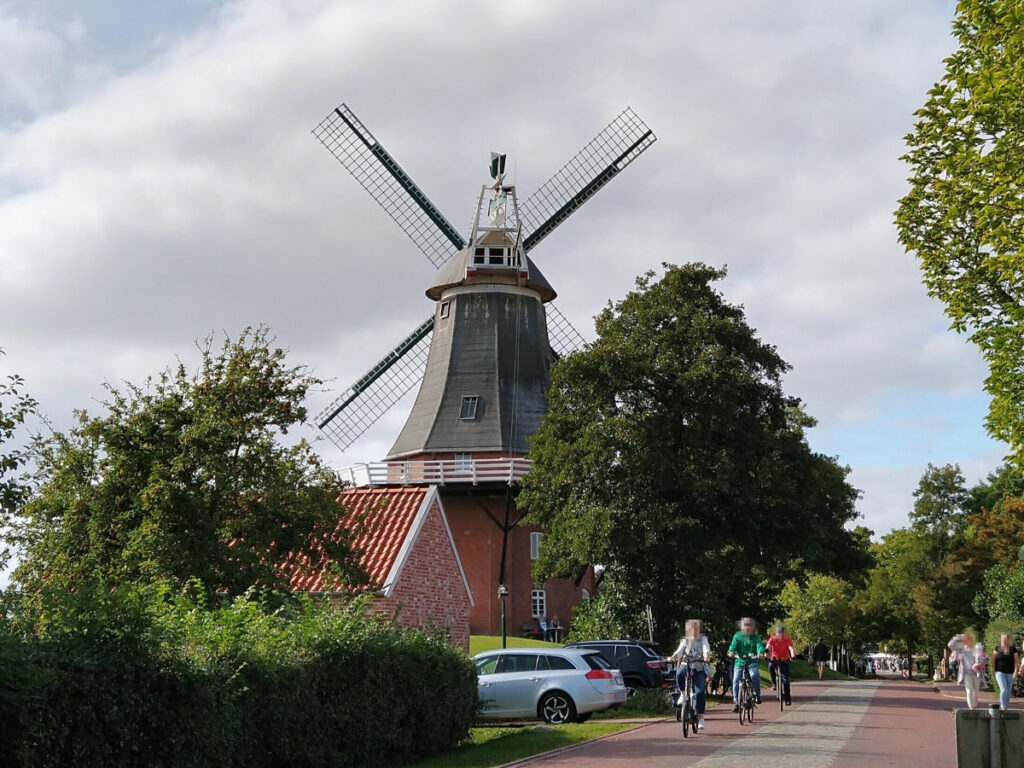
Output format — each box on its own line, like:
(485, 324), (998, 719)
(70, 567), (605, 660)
(440, 491), (595, 637)
(371, 496), (472, 651)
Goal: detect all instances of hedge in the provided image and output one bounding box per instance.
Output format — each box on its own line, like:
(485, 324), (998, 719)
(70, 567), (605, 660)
(0, 595), (478, 767)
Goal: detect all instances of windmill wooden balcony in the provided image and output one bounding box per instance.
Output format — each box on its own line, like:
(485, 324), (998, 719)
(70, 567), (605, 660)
(339, 457), (533, 488)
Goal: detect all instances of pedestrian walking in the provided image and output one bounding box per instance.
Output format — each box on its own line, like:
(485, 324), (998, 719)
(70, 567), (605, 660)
(993, 633), (1018, 710)
(948, 632), (983, 710)
(812, 637), (829, 680)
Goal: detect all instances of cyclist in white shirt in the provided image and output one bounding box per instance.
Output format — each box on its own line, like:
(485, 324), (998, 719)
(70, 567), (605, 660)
(670, 619), (712, 730)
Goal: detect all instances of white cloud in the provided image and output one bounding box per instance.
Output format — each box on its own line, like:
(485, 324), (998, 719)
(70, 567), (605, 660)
(0, 0), (995, 536)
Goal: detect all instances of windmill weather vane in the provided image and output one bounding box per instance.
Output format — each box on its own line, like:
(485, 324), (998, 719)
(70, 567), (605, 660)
(311, 103), (656, 455)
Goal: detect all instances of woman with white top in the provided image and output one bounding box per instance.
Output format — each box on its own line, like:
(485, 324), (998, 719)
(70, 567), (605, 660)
(948, 632), (983, 710)
(670, 619), (712, 730)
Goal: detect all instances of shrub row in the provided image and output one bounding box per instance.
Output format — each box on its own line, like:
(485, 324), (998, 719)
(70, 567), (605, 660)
(0, 595), (478, 768)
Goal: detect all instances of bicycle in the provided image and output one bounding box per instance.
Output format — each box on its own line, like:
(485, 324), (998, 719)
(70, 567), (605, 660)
(671, 653), (704, 738)
(710, 658), (731, 697)
(734, 653), (760, 725)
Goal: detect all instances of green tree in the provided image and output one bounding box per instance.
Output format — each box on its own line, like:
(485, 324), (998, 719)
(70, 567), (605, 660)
(896, 0), (1024, 456)
(910, 463), (969, 557)
(779, 572), (855, 654)
(520, 264), (861, 644)
(857, 529), (930, 659)
(0, 349), (38, 574)
(6, 328), (365, 605)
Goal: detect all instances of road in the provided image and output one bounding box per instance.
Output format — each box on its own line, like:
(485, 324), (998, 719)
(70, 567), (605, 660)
(515, 678), (957, 767)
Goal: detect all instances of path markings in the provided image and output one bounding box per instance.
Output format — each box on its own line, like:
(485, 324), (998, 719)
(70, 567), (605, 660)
(685, 680), (880, 768)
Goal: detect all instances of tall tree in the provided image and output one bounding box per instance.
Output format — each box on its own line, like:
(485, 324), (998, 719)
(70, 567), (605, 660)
(6, 328), (365, 603)
(519, 264), (861, 643)
(896, 0), (1024, 457)
(910, 463), (969, 557)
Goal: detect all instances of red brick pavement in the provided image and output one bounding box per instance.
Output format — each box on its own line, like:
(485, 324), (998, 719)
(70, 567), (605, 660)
(514, 681), (835, 767)
(512, 679), (960, 767)
(825, 679), (955, 768)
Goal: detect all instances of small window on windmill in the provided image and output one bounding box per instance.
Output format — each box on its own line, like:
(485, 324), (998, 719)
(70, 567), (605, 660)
(474, 247), (485, 265)
(454, 452), (472, 472)
(459, 396), (479, 420)
(439, 300), (451, 320)
(488, 247), (505, 265)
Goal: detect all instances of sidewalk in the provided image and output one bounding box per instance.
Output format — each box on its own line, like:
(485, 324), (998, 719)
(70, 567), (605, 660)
(833, 678), (955, 768)
(509, 678), (959, 768)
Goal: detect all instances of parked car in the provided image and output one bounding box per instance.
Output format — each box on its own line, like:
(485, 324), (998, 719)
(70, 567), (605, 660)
(564, 640), (667, 695)
(473, 647), (627, 724)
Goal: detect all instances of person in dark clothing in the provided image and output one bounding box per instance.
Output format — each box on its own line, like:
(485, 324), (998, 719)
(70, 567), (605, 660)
(993, 633), (1019, 710)
(812, 638), (829, 680)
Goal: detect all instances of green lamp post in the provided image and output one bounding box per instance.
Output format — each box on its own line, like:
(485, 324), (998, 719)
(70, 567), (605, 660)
(498, 584), (510, 649)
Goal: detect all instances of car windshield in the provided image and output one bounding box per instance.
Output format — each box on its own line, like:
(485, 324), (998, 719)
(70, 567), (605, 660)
(582, 652), (613, 670)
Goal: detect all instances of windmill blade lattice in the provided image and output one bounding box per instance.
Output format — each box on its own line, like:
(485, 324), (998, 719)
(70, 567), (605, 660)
(519, 107), (656, 252)
(314, 104), (465, 268)
(316, 316), (434, 451)
(546, 303), (587, 358)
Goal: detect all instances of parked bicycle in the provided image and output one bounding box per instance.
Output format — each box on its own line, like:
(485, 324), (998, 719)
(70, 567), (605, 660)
(709, 658), (731, 697)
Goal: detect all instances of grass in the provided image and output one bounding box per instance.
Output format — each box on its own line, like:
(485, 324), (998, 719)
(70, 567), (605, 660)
(407, 722), (636, 768)
(469, 635), (563, 655)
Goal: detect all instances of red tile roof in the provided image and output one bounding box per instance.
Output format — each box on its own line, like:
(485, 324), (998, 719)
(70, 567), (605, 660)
(286, 486), (431, 593)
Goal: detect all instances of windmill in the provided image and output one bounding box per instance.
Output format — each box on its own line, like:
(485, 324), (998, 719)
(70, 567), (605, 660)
(312, 102), (656, 635)
(313, 104), (656, 456)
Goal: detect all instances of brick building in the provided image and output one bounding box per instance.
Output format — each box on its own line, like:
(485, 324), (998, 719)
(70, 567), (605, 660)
(288, 485), (474, 649)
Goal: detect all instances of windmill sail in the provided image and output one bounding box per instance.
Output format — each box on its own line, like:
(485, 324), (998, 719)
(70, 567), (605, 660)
(546, 303), (587, 358)
(519, 107), (656, 252)
(316, 316), (433, 451)
(314, 104), (466, 268)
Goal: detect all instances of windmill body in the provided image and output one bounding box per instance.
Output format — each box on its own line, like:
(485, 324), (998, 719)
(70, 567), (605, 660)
(389, 184), (555, 460)
(312, 105), (655, 638)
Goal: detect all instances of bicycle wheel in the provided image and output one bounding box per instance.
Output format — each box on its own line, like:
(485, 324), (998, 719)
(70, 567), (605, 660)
(682, 700), (691, 737)
(778, 676), (785, 712)
(746, 695), (755, 723)
(737, 683), (746, 724)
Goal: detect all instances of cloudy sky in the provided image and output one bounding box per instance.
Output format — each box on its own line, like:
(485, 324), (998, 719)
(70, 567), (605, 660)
(0, 0), (1005, 535)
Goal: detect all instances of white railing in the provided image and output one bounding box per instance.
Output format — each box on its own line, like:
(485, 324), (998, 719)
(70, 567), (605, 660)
(338, 457), (533, 487)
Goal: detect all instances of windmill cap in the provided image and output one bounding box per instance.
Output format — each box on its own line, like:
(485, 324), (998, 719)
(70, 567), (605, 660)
(426, 246), (556, 302)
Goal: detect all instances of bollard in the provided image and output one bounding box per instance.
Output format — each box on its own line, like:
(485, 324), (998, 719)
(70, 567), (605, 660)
(988, 703), (1001, 768)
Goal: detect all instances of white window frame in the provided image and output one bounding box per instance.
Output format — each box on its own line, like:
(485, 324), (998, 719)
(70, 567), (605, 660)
(439, 300), (451, 319)
(453, 452), (472, 472)
(530, 532), (542, 561)
(531, 589), (547, 619)
(460, 396), (479, 420)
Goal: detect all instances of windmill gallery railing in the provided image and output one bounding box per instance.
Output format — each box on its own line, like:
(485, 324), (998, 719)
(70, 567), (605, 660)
(339, 457), (533, 487)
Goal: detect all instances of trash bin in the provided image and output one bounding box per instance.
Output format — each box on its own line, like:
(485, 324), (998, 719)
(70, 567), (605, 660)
(956, 704), (1024, 767)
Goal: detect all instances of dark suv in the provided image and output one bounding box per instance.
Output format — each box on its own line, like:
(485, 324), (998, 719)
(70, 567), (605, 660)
(564, 640), (666, 695)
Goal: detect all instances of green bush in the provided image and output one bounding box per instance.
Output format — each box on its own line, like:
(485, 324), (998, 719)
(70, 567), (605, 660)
(0, 593), (478, 768)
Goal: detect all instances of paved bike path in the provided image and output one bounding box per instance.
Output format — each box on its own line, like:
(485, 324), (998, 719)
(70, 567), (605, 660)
(513, 680), (880, 767)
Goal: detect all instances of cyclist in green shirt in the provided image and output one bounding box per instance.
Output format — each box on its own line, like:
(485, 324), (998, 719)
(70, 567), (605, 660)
(728, 617), (765, 711)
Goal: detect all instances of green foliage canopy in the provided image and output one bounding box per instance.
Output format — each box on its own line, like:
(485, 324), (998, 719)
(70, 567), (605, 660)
(520, 264), (861, 644)
(5, 328), (365, 605)
(779, 572), (855, 652)
(896, 0), (1024, 456)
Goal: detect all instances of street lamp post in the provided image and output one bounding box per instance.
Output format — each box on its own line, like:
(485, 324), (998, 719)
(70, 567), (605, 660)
(498, 584), (510, 649)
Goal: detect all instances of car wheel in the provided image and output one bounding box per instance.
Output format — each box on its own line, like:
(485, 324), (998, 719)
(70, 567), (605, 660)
(623, 678), (643, 698)
(539, 691), (577, 725)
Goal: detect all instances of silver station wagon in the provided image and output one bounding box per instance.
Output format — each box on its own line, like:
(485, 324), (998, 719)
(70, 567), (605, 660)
(473, 647), (627, 723)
